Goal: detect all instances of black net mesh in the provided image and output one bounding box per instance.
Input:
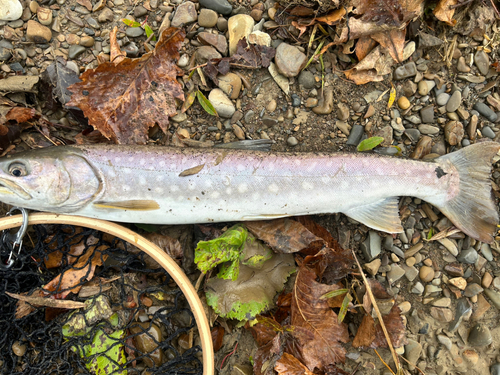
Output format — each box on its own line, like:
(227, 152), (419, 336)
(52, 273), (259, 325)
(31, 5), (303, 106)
(0, 224), (203, 375)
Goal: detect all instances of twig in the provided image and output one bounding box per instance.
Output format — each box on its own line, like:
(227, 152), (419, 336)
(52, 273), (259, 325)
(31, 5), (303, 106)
(6, 291), (86, 309)
(351, 249), (402, 375)
(449, 0), (474, 9)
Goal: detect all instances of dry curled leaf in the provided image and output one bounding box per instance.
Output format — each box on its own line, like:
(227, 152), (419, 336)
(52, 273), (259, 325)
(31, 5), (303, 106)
(353, 0), (423, 27)
(275, 352), (314, 375)
(434, 0), (458, 26)
(371, 28), (406, 63)
(67, 28), (185, 144)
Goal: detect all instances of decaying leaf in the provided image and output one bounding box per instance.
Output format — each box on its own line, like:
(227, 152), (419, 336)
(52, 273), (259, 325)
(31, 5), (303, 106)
(66, 28), (185, 144)
(6, 291), (86, 310)
(315, 8), (346, 25)
(434, 0), (458, 26)
(353, 0), (423, 28)
(206, 253), (296, 320)
(352, 314), (376, 348)
(42, 56), (81, 105)
(245, 219), (325, 254)
(370, 304), (407, 348)
(291, 264), (349, 371)
(203, 39), (275, 84)
(109, 26), (127, 64)
(43, 244), (109, 298)
(275, 352), (315, 375)
(371, 28), (406, 63)
(344, 45), (394, 84)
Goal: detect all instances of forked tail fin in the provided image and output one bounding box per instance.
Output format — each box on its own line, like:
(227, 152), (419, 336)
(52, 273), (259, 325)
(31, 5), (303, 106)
(436, 142), (499, 243)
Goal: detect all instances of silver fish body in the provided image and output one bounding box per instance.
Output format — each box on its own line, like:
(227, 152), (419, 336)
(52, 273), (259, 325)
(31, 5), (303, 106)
(0, 142), (498, 242)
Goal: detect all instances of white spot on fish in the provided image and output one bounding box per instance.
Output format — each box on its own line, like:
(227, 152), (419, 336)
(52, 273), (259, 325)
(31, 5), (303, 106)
(177, 195), (184, 201)
(380, 158), (389, 164)
(226, 188), (232, 195)
(237, 164), (245, 172)
(252, 192), (259, 200)
(155, 187), (164, 194)
(351, 155), (356, 159)
(238, 183), (248, 193)
(114, 157), (121, 163)
(139, 176), (146, 185)
(156, 175), (164, 182)
(128, 157), (134, 162)
(108, 170), (116, 178)
(341, 181), (349, 189)
(147, 166), (154, 171)
(307, 161), (318, 172)
(302, 181), (314, 190)
(211, 191), (220, 198)
(123, 169), (131, 174)
(268, 183), (279, 193)
(140, 159), (146, 166)
(170, 185), (179, 192)
(321, 176), (330, 184)
(294, 159), (301, 166)
(188, 182), (196, 190)
(122, 185), (131, 192)
(159, 161), (165, 167)
(204, 180), (213, 188)
(268, 163), (275, 171)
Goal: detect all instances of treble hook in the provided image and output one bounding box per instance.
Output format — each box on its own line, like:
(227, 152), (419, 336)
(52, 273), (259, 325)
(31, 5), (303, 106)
(0, 207), (29, 270)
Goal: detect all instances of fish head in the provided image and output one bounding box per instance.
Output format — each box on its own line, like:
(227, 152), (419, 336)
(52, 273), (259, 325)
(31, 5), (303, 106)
(0, 147), (101, 212)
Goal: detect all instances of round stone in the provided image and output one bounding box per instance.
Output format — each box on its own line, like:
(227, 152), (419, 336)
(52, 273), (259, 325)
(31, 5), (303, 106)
(398, 96), (410, 110)
(198, 8), (217, 27)
(468, 324), (492, 347)
(126, 27), (144, 37)
(419, 265), (435, 282)
(208, 88), (235, 118)
(287, 136), (298, 146)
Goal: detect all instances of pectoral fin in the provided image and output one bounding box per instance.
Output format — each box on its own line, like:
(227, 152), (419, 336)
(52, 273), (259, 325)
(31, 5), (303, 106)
(344, 197), (403, 233)
(93, 200), (160, 211)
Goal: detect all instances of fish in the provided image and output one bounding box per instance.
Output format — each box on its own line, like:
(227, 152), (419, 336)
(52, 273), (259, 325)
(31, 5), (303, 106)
(0, 142), (498, 242)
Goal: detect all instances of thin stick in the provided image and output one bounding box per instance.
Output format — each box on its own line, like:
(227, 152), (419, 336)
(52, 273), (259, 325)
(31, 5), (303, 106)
(351, 249), (402, 374)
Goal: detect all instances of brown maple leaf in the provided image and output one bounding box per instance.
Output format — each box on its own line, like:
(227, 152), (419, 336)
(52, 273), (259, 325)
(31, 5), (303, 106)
(434, 0), (458, 26)
(291, 265), (349, 372)
(370, 304), (407, 348)
(67, 27), (185, 144)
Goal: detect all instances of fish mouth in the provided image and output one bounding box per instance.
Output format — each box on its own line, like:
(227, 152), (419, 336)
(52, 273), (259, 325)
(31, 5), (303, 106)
(0, 179), (32, 200)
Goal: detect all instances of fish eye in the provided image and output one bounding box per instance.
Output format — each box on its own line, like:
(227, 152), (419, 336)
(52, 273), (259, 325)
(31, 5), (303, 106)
(8, 163), (27, 177)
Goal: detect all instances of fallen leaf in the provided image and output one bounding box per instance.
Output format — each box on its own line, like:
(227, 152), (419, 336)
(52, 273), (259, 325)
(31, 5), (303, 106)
(370, 304), (407, 348)
(289, 5), (315, 16)
(353, 0), (423, 28)
(66, 28), (185, 144)
(203, 39), (275, 84)
(109, 26), (126, 64)
(211, 326), (225, 352)
(355, 37), (378, 61)
(275, 352), (314, 375)
(249, 315), (282, 346)
(344, 45), (394, 84)
(42, 57), (82, 105)
(42, 244), (109, 298)
(352, 314), (376, 348)
(5, 107), (36, 123)
(141, 232), (183, 263)
(388, 84), (396, 108)
(254, 334), (284, 375)
(357, 136), (384, 151)
(316, 8), (346, 25)
(246, 219), (325, 254)
(372, 28), (406, 63)
(434, 0), (458, 26)
(291, 264), (349, 371)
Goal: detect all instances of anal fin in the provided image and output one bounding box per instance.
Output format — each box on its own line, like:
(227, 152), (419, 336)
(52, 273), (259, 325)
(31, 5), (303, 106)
(344, 197), (403, 233)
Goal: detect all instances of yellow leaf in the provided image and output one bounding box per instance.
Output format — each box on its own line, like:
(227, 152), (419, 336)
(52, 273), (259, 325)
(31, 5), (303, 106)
(388, 85), (396, 108)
